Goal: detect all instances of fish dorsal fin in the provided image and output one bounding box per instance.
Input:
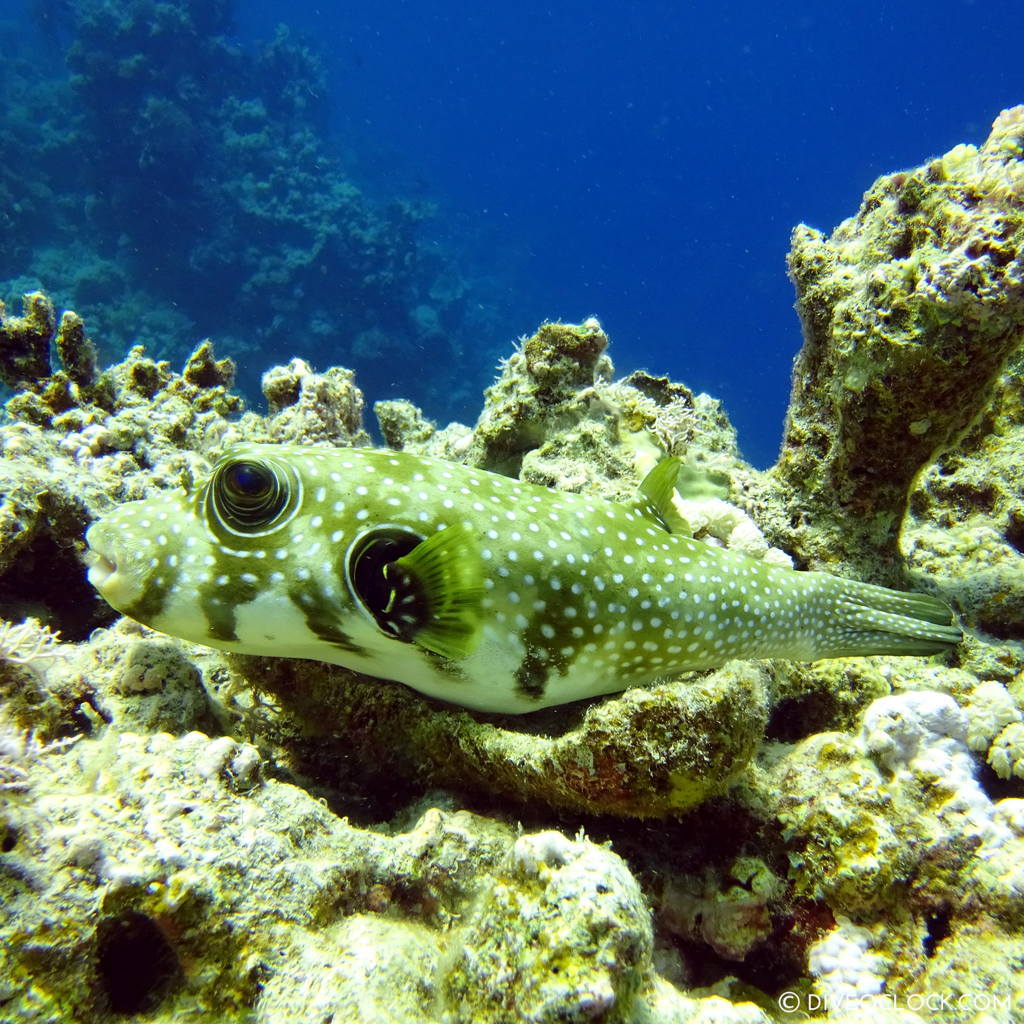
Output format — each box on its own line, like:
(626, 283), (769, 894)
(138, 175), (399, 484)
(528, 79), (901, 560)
(632, 457), (683, 533)
(389, 523), (484, 661)
(675, 462), (731, 501)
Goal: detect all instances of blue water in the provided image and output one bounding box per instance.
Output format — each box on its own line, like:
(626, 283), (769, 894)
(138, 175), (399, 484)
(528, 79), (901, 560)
(4, 1), (1021, 466)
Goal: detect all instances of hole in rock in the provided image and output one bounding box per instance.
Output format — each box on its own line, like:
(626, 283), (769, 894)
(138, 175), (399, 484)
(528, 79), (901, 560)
(0, 532), (114, 641)
(923, 908), (952, 958)
(1006, 511), (1024, 556)
(765, 693), (839, 744)
(95, 910), (182, 1015)
(977, 761), (1024, 802)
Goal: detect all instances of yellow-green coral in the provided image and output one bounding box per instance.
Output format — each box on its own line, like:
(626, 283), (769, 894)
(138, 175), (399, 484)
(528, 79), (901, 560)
(988, 722), (1024, 780)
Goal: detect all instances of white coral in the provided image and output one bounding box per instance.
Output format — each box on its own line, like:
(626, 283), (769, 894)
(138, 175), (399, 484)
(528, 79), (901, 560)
(59, 422), (114, 462)
(672, 497), (793, 566)
(512, 830), (578, 874)
(808, 916), (885, 1001)
(861, 691), (968, 773)
(0, 618), (64, 677)
(988, 722), (1024, 781)
(962, 680), (1024, 783)
(860, 692), (1018, 855)
(965, 680), (1022, 752)
(993, 798), (1024, 834)
(0, 726), (81, 791)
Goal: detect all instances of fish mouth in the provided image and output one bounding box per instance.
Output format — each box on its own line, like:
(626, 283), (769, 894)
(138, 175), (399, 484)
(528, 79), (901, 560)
(84, 523), (141, 610)
(85, 548), (117, 590)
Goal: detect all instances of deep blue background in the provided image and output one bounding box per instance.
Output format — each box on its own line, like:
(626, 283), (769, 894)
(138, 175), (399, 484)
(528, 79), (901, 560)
(10, 1), (1022, 467)
(236, 0), (1020, 465)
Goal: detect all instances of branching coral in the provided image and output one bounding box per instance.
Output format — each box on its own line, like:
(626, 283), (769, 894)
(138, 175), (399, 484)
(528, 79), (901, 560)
(0, 618), (64, 671)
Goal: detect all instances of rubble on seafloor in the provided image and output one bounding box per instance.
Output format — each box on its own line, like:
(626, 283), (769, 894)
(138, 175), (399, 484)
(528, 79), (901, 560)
(0, 108), (1023, 1022)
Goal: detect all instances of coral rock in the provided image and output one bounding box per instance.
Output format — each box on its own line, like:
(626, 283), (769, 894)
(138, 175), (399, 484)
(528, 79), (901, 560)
(226, 654), (771, 818)
(260, 357), (370, 447)
(762, 107), (1024, 582)
(0, 291), (55, 390)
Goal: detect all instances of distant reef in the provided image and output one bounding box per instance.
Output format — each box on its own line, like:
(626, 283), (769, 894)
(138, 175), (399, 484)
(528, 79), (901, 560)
(0, 106), (1023, 1023)
(1, 0), (497, 420)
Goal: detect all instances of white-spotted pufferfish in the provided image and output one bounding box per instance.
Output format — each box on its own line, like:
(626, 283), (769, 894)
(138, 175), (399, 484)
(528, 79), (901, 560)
(85, 444), (961, 714)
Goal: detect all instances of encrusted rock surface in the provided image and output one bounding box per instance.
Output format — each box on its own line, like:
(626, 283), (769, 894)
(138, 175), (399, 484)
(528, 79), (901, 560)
(0, 722), (772, 1023)
(754, 106), (1024, 585)
(217, 653), (770, 818)
(739, 688), (1024, 1018)
(902, 346), (1024, 653)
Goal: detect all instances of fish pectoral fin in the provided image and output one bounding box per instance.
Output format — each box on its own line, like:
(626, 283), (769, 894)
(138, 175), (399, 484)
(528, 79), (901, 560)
(633, 457), (683, 533)
(391, 522), (485, 661)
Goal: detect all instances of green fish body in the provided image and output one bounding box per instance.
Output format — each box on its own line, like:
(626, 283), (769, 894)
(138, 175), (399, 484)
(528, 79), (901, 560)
(85, 444), (961, 713)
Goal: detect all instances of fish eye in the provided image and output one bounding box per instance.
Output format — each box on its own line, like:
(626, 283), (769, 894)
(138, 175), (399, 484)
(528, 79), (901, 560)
(225, 462), (274, 501)
(210, 457), (292, 532)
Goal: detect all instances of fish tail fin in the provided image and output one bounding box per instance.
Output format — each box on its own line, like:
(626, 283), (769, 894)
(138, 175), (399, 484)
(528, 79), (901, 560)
(816, 575), (962, 659)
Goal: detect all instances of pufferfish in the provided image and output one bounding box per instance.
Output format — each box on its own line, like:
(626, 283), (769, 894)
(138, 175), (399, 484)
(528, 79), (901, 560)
(85, 443), (961, 714)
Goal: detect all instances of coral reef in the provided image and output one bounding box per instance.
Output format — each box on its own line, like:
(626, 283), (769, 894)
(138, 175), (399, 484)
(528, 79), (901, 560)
(0, 35), (73, 274)
(0, 724), (773, 1022)
(443, 830), (651, 1020)
(2, 276), (1021, 1016)
(0, 291), (57, 389)
(753, 106), (1024, 585)
(260, 358), (370, 447)
(741, 688), (1024, 1019)
(0, 293), (243, 639)
(463, 319), (746, 504)
(1, 0), (496, 418)
(1, 300), (771, 819)
(902, 345), (1024, 646)
(373, 397), (439, 451)
(2, 108), (1024, 1021)
(466, 318), (617, 477)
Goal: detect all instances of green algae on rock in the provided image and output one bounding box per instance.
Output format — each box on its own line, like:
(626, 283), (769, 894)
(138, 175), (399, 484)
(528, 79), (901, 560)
(744, 688), (1024, 1020)
(467, 318), (616, 477)
(902, 344), (1024, 656)
(464, 318), (747, 503)
(260, 357), (371, 447)
(373, 397), (439, 451)
(442, 830), (651, 1021)
(0, 291), (59, 390)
